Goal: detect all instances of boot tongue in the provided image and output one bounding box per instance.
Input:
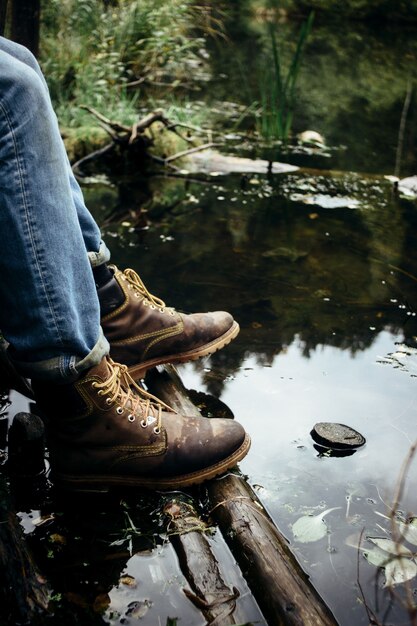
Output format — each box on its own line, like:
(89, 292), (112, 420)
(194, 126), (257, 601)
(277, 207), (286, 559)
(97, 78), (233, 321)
(85, 356), (112, 383)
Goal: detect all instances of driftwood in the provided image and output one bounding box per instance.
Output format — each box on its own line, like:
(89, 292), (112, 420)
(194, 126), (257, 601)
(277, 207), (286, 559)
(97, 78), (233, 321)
(146, 365), (338, 626)
(0, 475), (49, 624)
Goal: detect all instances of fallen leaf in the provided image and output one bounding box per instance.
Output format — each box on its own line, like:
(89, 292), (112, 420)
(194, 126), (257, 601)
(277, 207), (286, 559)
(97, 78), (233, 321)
(368, 537), (412, 558)
(384, 557), (417, 587)
(398, 518), (417, 546)
(292, 507), (341, 543)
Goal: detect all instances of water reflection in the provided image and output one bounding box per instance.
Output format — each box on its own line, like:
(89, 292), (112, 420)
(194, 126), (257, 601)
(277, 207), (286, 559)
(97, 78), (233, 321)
(86, 171), (417, 364)
(206, 16), (417, 176)
(85, 170), (417, 625)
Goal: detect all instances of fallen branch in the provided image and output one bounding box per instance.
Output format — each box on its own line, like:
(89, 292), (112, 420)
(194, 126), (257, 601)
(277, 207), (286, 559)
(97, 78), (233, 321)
(164, 142), (218, 164)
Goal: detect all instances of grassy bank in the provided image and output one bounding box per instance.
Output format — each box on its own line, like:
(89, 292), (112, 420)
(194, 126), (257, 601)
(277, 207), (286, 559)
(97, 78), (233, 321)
(40, 0), (215, 159)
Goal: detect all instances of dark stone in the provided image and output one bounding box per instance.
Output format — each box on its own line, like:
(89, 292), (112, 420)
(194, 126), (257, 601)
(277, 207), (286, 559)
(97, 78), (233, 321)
(311, 422), (366, 450)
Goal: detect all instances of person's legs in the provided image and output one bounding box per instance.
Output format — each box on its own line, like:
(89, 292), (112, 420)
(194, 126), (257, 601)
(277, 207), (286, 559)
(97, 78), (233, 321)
(0, 36), (109, 265)
(0, 39), (250, 489)
(0, 46), (108, 380)
(0, 36), (240, 382)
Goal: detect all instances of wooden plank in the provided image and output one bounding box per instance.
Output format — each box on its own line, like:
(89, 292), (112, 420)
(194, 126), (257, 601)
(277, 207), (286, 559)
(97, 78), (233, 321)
(146, 365), (338, 626)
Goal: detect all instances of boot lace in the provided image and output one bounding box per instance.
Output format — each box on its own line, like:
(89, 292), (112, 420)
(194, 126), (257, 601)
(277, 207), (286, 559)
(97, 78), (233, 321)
(91, 357), (173, 433)
(121, 267), (176, 315)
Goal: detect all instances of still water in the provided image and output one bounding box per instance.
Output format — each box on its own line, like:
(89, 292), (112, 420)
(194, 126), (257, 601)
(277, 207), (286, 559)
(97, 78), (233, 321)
(81, 166), (417, 625)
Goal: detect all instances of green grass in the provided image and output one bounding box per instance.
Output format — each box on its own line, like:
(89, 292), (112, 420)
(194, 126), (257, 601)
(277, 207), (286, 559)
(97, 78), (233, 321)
(40, 0), (210, 131)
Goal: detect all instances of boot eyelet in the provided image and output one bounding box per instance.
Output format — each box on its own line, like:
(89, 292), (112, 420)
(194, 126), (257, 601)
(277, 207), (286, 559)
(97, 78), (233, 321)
(116, 407), (124, 414)
(91, 382), (98, 389)
(134, 293), (140, 298)
(153, 427), (161, 435)
(128, 414), (135, 422)
(97, 390), (104, 396)
(106, 398), (113, 405)
(140, 419), (148, 428)
(150, 304), (156, 310)
(159, 308), (164, 313)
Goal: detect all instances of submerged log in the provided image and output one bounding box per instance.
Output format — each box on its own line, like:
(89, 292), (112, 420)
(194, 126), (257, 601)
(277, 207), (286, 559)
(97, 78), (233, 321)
(146, 365), (338, 626)
(163, 498), (242, 625)
(0, 475), (49, 624)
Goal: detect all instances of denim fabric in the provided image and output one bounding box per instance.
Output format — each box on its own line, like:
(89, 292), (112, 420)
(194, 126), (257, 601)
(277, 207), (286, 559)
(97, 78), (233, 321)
(0, 37), (110, 380)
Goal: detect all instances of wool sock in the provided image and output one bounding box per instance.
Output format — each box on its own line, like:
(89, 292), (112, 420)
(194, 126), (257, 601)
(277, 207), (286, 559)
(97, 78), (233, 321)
(94, 264), (125, 316)
(92, 263), (114, 289)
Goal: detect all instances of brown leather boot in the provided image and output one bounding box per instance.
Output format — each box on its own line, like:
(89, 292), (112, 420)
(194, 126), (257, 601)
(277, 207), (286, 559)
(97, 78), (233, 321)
(32, 357), (250, 492)
(99, 267), (239, 379)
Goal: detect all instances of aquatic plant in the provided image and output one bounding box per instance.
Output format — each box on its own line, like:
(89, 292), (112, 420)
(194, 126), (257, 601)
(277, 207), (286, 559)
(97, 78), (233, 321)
(291, 506), (340, 542)
(258, 11), (314, 142)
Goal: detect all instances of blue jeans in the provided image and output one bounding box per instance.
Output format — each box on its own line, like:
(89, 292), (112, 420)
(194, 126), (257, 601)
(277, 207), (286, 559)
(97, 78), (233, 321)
(0, 37), (110, 381)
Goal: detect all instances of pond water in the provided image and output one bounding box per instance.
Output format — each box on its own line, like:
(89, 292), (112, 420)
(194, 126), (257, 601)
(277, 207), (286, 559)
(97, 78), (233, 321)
(80, 166), (417, 625)
(2, 13), (417, 626)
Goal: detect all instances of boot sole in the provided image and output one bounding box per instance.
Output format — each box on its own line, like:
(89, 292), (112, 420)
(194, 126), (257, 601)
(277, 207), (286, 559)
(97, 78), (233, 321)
(51, 432), (250, 493)
(128, 320), (240, 380)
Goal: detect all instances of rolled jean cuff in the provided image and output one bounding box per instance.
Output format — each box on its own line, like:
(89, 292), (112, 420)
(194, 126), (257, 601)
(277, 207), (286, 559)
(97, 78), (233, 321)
(88, 240), (111, 268)
(11, 329), (110, 382)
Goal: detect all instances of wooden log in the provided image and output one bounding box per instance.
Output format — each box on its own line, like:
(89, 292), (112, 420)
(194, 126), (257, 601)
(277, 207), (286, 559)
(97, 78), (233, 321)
(208, 476), (337, 626)
(163, 498), (242, 625)
(146, 365), (338, 626)
(0, 475), (49, 624)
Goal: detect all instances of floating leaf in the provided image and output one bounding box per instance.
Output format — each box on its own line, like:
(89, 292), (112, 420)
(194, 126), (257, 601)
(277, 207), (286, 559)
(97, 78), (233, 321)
(384, 557), (417, 587)
(363, 546), (392, 568)
(368, 537), (412, 558)
(292, 507), (340, 543)
(346, 533), (394, 566)
(398, 518), (417, 546)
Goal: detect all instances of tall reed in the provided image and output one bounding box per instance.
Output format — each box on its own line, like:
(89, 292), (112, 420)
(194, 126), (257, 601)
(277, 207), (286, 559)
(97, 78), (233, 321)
(259, 11), (314, 142)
